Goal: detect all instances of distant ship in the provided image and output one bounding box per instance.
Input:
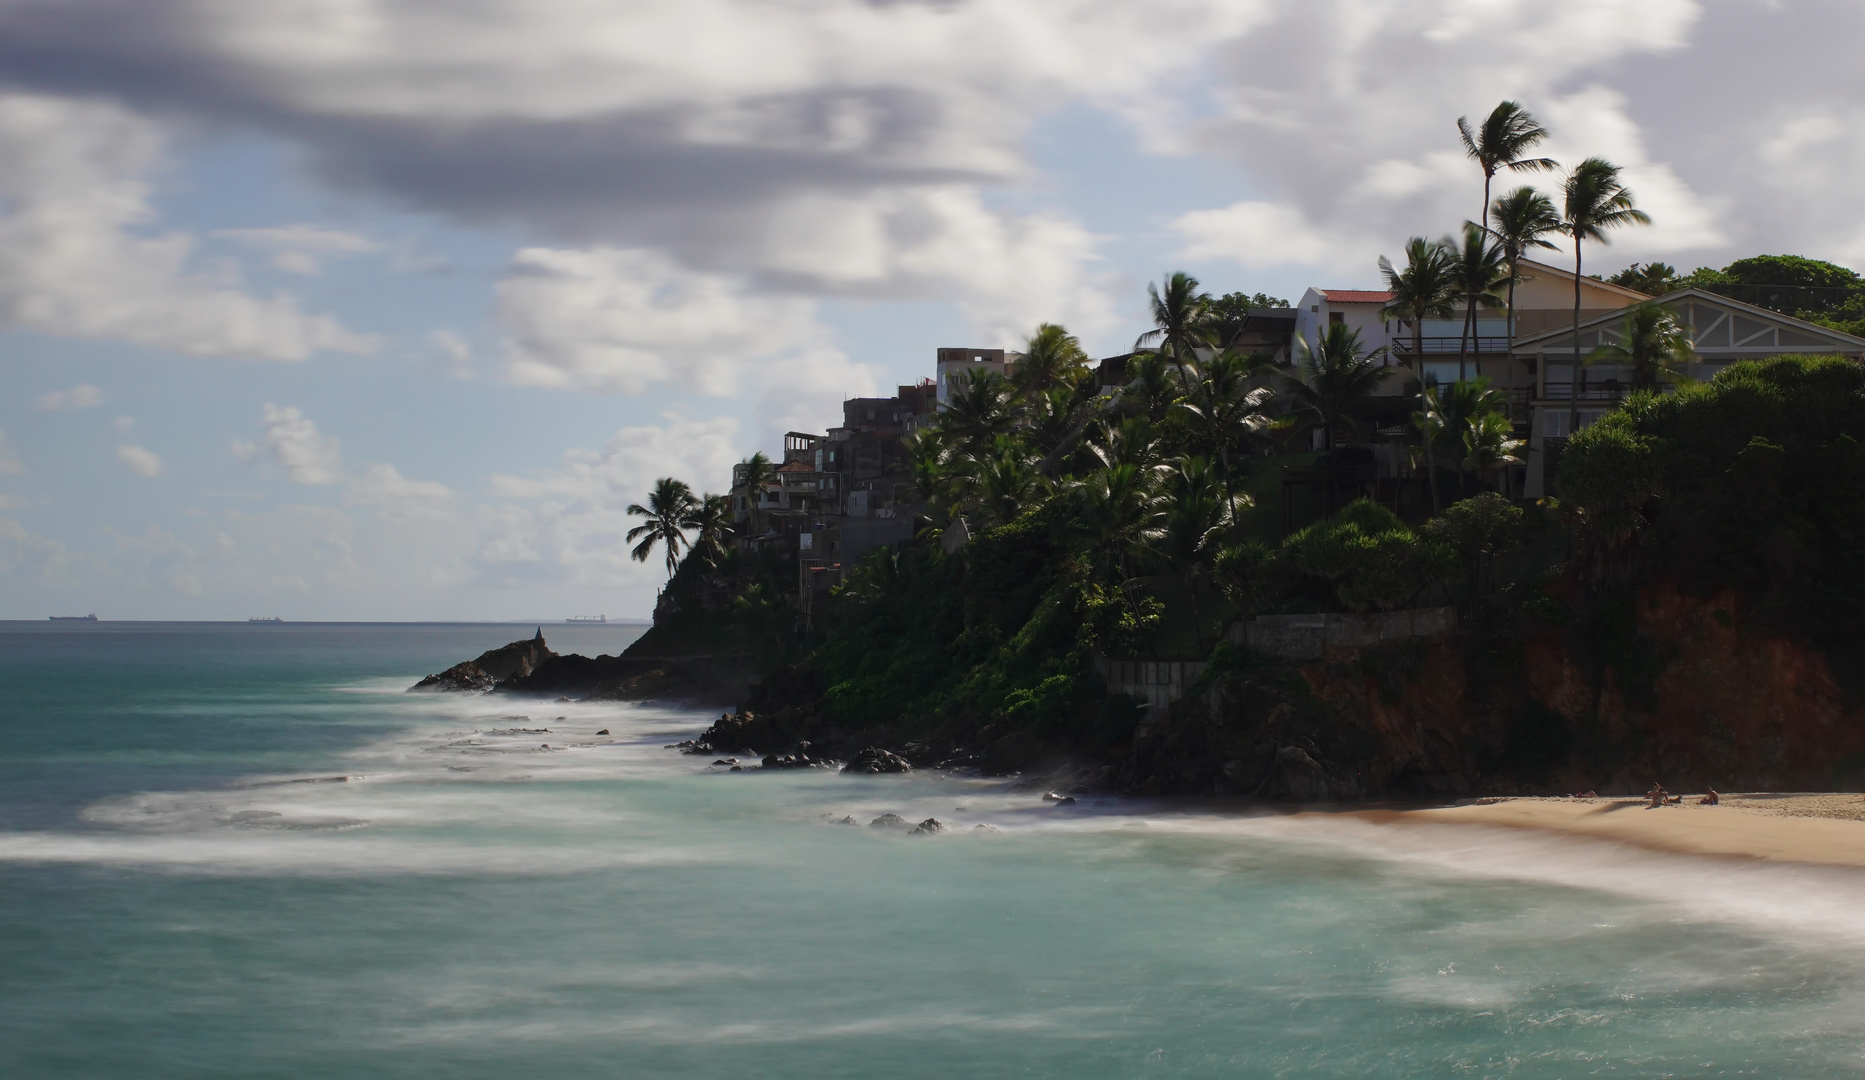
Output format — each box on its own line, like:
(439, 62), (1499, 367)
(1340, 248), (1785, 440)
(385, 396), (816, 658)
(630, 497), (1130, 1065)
(566, 615), (607, 623)
(49, 614), (98, 622)
(248, 617), (284, 623)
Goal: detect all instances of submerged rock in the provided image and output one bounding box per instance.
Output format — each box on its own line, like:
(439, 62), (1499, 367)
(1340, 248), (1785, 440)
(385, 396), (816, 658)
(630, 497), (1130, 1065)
(595, 729), (610, 736)
(869, 813), (911, 830)
(842, 747), (913, 775)
(911, 818), (945, 835)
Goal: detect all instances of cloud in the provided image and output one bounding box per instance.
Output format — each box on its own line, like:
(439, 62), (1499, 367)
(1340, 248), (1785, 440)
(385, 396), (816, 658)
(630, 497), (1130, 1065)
(115, 444), (163, 477)
(482, 413), (742, 587)
(428, 328), (474, 377)
(0, 429), (23, 474)
(0, 94), (380, 360)
(233, 404), (454, 513)
(496, 247), (875, 440)
(113, 415), (135, 434)
(215, 224), (382, 275)
(348, 463), (452, 506)
(33, 383), (101, 411)
(1175, 201), (1353, 273)
(0, 516), (70, 579)
(234, 404), (344, 485)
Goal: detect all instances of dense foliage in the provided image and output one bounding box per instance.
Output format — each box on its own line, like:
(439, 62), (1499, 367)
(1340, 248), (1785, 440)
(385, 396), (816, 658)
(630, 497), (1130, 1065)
(1558, 355), (1865, 641)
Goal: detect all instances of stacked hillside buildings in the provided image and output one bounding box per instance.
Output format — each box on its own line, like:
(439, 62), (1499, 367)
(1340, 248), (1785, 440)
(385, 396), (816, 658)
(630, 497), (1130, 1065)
(729, 258), (1865, 610)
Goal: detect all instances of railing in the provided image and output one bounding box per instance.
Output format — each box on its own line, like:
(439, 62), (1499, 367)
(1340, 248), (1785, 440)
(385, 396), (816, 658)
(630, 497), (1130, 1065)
(1533, 384), (1630, 403)
(1387, 336), (1513, 355)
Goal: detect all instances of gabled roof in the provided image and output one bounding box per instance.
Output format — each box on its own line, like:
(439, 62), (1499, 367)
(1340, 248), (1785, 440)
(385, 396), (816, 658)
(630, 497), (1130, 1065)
(1514, 258), (1654, 303)
(1514, 288), (1865, 355)
(1318, 290), (1393, 304)
(776, 459), (815, 472)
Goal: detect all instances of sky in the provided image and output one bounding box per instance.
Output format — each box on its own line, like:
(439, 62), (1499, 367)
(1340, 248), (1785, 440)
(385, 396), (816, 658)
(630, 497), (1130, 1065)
(2, 0), (1861, 621)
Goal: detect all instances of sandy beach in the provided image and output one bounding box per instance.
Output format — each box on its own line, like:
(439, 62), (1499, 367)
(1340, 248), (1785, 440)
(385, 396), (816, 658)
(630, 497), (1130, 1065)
(1352, 793), (1865, 868)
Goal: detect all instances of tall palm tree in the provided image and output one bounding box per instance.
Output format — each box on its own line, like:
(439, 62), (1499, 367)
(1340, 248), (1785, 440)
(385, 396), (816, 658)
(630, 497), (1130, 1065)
(1380, 238), (1458, 511)
(1487, 186), (1563, 406)
(1560, 158), (1651, 437)
(1015, 323), (1089, 399)
(736, 451), (777, 539)
(682, 493), (735, 568)
(1587, 301), (1694, 392)
(627, 477), (698, 580)
(1447, 221), (1511, 382)
(1135, 271), (1213, 390)
(1458, 101), (1558, 231)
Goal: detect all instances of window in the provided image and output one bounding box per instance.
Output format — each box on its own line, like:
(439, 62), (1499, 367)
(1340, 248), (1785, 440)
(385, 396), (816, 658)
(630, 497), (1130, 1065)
(1329, 311), (1344, 325)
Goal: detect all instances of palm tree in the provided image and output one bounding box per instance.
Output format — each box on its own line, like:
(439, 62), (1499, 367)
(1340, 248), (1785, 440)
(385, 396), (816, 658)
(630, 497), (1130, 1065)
(1587, 301), (1694, 392)
(1447, 221), (1511, 382)
(969, 444), (1049, 528)
(1461, 410), (1525, 487)
(1434, 376), (1509, 492)
(1487, 186), (1563, 406)
(682, 493), (735, 568)
(1121, 351), (1179, 423)
(1015, 323), (1089, 399)
(1136, 271), (1213, 390)
(627, 477), (698, 580)
(1458, 101), (1558, 232)
(1285, 322), (1388, 514)
(944, 367), (1016, 444)
(1174, 350), (1274, 519)
(736, 451), (777, 540)
(1560, 158), (1651, 437)
(1155, 456), (1232, 650)
(1380, 238), (1458, 511)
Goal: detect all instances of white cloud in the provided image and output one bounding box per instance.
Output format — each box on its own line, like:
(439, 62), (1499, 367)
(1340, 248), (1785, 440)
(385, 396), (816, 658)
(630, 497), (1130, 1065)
(115, 444), (163, 477)
(0, 429), (23, 475)
(483, 413), (742, 588)
(216, 224), (383, 275)
(33, 383), (102, 411)
(348, 463), (452, 506)
(0, 517), (70, 579)
(113, 416), (136, 434)
(496, 246), (877, 435)
(1175, 201), (1351, 272)
(0, 94), (380, 360)
(234, 404), (345, 485)
(429, 328), (474, 377)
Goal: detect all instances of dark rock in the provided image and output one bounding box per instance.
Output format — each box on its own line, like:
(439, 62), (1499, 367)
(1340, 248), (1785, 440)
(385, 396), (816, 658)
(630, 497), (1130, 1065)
(729, 765), (745, 772)
(668, 739), (714, 755)
(842, 747), (913, 775)
(870, 813), (911, 829)
(833, 815), (858, 826)
(711, 758), (738, 766)
(761, 742), (827, 770)
(912, 818), (945, 835)
(974, 823), (999, 832)
(1044, 794), (1077, 806)
(595, 729), (610, 736)
(1261, 745), (1333, 802)
(409, 629), (554, 692)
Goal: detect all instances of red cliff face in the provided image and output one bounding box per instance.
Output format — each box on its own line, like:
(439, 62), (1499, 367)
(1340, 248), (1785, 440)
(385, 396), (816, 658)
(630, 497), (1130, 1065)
(1292, 584), (1865, 796)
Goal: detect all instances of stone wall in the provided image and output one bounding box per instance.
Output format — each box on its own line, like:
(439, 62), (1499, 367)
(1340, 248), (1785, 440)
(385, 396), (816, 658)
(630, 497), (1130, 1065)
(1094, 656), (1209, 717)
(1244, 607), (1456, 661)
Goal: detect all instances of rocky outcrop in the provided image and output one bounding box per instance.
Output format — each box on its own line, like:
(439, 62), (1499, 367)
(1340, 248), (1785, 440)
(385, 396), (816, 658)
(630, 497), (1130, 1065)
(410, 630), (554, 692)
(842, 747), (913, 774)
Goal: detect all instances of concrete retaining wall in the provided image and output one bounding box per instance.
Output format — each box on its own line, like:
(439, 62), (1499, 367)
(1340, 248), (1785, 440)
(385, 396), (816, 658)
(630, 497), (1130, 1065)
(1243, 607), (1456, 661)
(1093, 657), (1208, 716)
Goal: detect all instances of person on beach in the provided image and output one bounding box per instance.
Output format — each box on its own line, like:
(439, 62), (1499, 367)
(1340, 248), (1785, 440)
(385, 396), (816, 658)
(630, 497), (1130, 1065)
(1700, 789), (1720, 805)
(1646, 783), (1667, 808)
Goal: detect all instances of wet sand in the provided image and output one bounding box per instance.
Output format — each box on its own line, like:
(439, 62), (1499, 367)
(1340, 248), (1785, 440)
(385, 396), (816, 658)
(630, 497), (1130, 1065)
(1349, 793), (1865, 868)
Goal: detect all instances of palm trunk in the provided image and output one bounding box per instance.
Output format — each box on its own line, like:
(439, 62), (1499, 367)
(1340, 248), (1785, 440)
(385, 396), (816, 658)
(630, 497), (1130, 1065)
(1569, 238), (1583, 442)
(1416, 319), (1441, 514)
(1458, 296), (1474, 383)
(1504, 266), (1519, 499)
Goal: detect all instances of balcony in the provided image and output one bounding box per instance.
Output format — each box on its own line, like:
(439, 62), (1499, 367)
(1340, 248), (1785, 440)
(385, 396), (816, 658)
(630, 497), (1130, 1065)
(1387, 336), (1513, 356)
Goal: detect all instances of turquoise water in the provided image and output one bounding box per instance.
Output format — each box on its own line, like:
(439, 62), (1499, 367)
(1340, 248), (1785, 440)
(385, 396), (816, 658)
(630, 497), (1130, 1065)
(5, 622), (1865, 1078)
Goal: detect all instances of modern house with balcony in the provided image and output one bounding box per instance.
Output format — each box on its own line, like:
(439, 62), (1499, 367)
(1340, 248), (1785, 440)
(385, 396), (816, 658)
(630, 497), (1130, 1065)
(1516, 288), (1865, 497)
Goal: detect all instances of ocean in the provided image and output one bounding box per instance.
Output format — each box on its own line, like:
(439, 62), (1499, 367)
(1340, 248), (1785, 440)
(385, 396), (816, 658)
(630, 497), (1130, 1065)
(4, 620), (1864, 1078)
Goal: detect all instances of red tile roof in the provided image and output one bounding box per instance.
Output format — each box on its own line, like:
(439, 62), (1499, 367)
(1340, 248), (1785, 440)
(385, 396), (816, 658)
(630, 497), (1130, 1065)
(1320, 290), (1393, 304)
(777, 460), (814, 472)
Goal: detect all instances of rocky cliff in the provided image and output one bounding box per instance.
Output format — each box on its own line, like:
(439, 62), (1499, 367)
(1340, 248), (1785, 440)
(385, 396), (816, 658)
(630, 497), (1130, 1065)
(1119, 582), (1865, 798)
(409, 629), (555, 692)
